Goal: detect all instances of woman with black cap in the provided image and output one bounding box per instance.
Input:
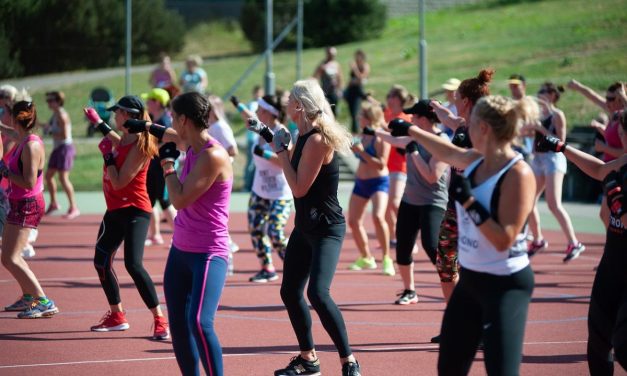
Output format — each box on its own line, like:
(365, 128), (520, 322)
(84, 95), (169, 340)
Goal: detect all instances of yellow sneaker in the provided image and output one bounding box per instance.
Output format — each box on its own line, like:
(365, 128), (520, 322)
(382, 256), (396, 276)
(348, 256), (377, 270)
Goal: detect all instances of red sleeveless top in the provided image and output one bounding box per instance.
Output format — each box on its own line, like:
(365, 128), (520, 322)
(102, 140), (152, 213)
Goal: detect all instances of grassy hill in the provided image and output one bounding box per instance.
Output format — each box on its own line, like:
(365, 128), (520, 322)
(20, 0), (627, 190)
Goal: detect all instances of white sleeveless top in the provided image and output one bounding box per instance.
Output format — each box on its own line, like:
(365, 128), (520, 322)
(456, 154), (529, 275)
(251, 141), (292, 200)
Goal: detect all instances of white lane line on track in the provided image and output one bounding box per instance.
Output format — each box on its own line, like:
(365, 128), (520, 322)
(0, 340), (588, 369)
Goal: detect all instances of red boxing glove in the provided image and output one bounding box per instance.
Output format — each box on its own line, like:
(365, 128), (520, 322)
(84, 107), (102, 124)
(98, 138), (113, 156)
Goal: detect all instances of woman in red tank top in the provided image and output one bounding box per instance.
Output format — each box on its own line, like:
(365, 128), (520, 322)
(84, 95), (169, 340)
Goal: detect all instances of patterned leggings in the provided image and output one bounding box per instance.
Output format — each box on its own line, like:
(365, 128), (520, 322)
(247, 192), (292, 266)
(437, 206), (460, 283)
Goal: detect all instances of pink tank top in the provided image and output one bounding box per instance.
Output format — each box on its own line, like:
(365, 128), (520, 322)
(172, 139), (232, 256)
(603, 111), (623, 162)
(8, 134), (44, 200)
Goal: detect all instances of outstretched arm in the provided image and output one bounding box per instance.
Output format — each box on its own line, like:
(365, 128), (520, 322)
(407, 125), (481, 169)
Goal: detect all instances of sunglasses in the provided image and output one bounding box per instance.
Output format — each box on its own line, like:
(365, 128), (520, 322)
(606, 96), (617, 102)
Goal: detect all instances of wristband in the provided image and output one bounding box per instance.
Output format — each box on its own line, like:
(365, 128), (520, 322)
(163, 168), (176, 178)
(259, 127), (274, 143)
(97, 121), (112, 136)
(160, 158), (176, 168)
(237, 103), (246, 113)
(465, 199), (490, 226)
(103, 153), (116, 167)
(262, 150), (273, 160)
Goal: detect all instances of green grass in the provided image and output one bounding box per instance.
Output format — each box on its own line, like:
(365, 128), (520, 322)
(27, 0), (627, 190)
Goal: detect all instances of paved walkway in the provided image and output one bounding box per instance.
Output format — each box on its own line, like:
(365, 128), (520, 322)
(49, 186), (605, 235)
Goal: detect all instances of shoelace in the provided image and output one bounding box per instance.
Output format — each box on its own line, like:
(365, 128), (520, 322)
(97, 311), (112, 324)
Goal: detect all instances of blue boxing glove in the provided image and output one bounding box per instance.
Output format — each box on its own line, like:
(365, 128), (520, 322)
(388, 118), (413, 137)
(450, 173), (490, 226)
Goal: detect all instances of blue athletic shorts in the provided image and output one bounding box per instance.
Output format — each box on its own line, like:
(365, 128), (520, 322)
(352, 176), (390, 199)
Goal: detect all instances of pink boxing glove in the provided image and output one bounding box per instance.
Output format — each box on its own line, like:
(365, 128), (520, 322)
(84, 107), (102, 124)
(98, 138), (113, 156)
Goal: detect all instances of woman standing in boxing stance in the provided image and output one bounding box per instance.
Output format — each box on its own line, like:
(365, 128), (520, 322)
(399, 95), (538, 375)
(85, 96), (169, 340)
(271, 79), (361, 376)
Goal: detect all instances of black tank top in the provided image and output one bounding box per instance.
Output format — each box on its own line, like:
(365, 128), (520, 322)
(290, 128), (345, 231)
(604, 166), (627, 250)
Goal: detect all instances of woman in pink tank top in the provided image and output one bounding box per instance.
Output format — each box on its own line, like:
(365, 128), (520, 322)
(0, 100), (59, 319)
(123, 92), (233, 376)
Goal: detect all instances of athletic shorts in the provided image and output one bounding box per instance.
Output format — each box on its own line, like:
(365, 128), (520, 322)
(352, 176), (390, 199)
(389, 172), (407, 182)
(531, 152), (567, 175)
(7, 194), (45, 229)
(48, 143), (76, 171)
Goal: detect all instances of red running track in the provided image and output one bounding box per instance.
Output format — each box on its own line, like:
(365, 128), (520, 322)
(0, 213), (606, 375)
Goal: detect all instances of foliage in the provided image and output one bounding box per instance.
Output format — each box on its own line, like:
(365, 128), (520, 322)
(240, 0), (386, 52)
(0, 0), (185, 78)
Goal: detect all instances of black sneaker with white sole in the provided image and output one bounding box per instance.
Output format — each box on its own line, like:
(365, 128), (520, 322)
(249, 269), (279, 283)
(274, 355), (321, 376)
(342, 361), (361, 376)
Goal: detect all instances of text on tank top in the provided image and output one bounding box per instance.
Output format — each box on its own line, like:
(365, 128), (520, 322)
(456, 154), (529, 275)
(290, 128), (344, 231)
(252, 140), (291, 200)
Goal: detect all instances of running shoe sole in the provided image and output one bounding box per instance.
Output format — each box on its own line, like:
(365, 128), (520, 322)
(395, 297), (419, 305)
(250, 275), (279, 283)
(91, 323), (130, 332)
(18, 307), (59, 319)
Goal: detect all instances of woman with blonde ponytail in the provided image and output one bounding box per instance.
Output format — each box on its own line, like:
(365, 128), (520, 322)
(393, 94), (538, 375)
(84, 95), (169, 340)
(270, 79), (361, 376)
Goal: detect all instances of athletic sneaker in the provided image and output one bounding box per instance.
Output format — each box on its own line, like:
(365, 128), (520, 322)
(348, 256), (377, 271)
(395, 289), (418, 305)
(342, 361), (361, 376)
(382, 256), (396, 276)
(17, 298), (59, 318)
(63, 208), (81, 220)
(153, 315), (170, 340)
(249, 269), (279, 283)
(91, 311), (130, 332)
(4, 295), (34, 311)
(527, 239), (548, 257)
(274, 355), (321, 376)
(21, 244), (36, 258)
(563, 242), (586, 263)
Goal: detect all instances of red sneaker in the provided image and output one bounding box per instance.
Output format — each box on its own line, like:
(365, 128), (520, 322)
(153, 315), (170, 340)
(91, 311), (130, 332)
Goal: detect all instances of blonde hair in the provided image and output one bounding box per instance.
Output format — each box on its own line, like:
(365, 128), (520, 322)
(0, 85), (18, 103)
(472, 95), (540, 143)
(291, 79), (352, 154)
(388, 84), (415, 107)
(361, 101), (386, 129)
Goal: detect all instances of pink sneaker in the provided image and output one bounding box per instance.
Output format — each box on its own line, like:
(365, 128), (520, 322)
(63, 208), (80, 220)
(45, 203), (59, 216)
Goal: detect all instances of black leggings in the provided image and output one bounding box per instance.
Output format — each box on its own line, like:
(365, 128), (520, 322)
(280, 223), (352, 358)
(587, 244), (627, 375)
(94, 206), (160, 308)
(344, 84), (365, 134)
(395, 201), (445, 266)
(147, 159), (171, 209)
(439, 266), (534, 376)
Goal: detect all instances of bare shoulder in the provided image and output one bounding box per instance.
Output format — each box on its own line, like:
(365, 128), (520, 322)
(304, 132), (332, 153)
(506, 160), (534, 186)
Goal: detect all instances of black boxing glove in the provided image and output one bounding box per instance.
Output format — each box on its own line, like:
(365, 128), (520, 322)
(388, 118), (413, 137)
(451, 127), (472, 148)
(450, 173), (490, 226)
(535, 134), (566, 153)
(405, 141), (419, 154)
(159, 142), (180, 166)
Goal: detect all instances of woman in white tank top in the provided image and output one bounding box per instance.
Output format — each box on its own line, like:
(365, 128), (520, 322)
(394, 95), (539, 375)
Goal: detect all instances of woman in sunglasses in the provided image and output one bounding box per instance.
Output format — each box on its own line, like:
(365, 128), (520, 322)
(568, 80), (625, 228)
(523, 82), (584, 262)
(1, 98), (59, 318)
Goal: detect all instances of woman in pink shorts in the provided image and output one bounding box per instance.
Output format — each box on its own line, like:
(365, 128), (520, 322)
(1, 99), (59, 318)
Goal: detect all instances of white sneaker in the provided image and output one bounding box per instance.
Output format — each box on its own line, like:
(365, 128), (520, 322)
(21, 244), (36, 258)
(28, 228), (38, 243)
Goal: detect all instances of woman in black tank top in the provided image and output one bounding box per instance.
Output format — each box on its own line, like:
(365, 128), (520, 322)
(271, 79), (361, 376)
(536, 111), (627, 374)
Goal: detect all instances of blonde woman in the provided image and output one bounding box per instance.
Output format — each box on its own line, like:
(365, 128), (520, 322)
(347, 101), (394, 276)
(270, 79), (361, 376)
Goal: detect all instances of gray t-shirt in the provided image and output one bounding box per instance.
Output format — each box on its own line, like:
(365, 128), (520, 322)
(402, 132), (450, 209)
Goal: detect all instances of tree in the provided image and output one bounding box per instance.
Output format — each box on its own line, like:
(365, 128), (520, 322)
(240, 0), (387, 52)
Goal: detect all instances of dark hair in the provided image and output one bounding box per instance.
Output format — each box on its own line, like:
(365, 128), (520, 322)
(608, 82), (623, 93)
(260, 94), (283, 119)
(171, 92), (211, 129)
(458, 68), (494, 106)
(12, 101), (37, 130)
(45, 91), (65, 106)
(541, 82), (565, 102)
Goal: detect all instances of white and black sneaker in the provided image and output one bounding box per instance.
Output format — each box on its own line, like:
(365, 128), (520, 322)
(274, 355), (321, 376)
(563, 242), (585, 263)
(249, 269), (279, 283)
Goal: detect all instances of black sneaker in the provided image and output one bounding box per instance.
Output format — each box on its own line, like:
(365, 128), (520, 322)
(342, 361), (361, 376)
(563, 242), (586, 263)
(395, 289), (418, 305)
(274, 355), (321, 376)
(249, 269), (279, 283)
(430, 334), (440, 343)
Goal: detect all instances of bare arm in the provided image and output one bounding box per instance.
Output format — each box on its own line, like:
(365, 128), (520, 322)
(475, 162), (536, 251)
(276, 133), (329, 198)
(106, 145), (148, 190)
(408, 125), (481, 169)
(553, 110), (567, 141)
(164, 147), (231, 209)
(374, 128), (412, 148)
(409, 151), (448, 185)
(7, 141), (43, 189)
(568, 79), (609, 113)
(564, 146), (627, 181)
(430, 100), (465, 131)
(58, 111), (70, 140)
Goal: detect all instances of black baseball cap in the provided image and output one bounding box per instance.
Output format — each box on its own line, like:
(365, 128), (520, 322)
(107, 95), (144, 114)
(403, 99), (438, 122)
